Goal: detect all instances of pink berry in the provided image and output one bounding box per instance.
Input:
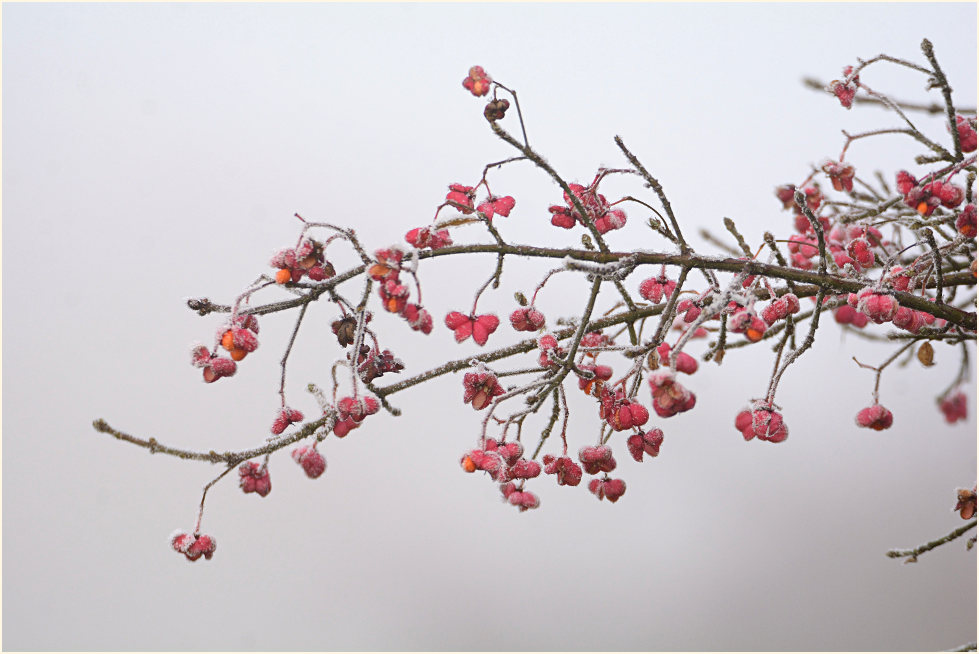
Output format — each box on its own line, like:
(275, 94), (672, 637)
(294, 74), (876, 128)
(639, 276), (676, 304)
(238, 461), (271, 497)
(735, 403), (788, 443)
(954, 115), (977, 153)
(507, 459), (542, 480)
(627, 428), (665, 462)
(462, 372), (505, 410)
(940, 392), (968, 424)
(507, 490), (540, 512)
(510, 307), (546, 332)
(588, 478), (627, 503)
(855, 404), (894, 431)
(856, 289), (899, 324)
(648, 371), (696, 418)
(578, 445), (616, 475)
(656, 343), (698, 375)
(292, 446), (326, 479)
(542, 455), (583, 486)
(956, 204), (977, 238)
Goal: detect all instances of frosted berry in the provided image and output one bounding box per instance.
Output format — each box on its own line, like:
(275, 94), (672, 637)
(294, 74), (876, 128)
(202, 356), (237, 383)
(828, 67), (858, 109)
(855, 288), (899, 324)
(270, 407), (304, 435)
(507, 490), (540, 512)
(891, 306), (925, 334)
(477, 195), (516, 220)
(588, 478), (626, 503)
(855, 404), (893, 431)
(627, 428), (664, 462)
(639, 276), (676, 304)
(598, 388), (649, 431)
(238, 461), (271, 497)
(834, 305), (869, 329)
(462, 371), (505, 410)
(510, 307), (546, 332)
(190, 345), (212, 368)
(735, 403), (788, 443)
(846, 238), (875, 268)
(577, 363), (613, 396)
(506, 459), (542, 480)
(462, 66), (491, 97)
(171, 530), (216, 562)
(542, 455), (583, 486)
(379, 279), (410, 314)
(675, 298), (702, 323)
(496, 440), (524, 466)
(956, 204), (977, 238)
(405, 226), (453, 250)
(333, 417), (360, 438)
(655, 343), (698, 375)
(648, 371), (696, 418)
(821, 160), (855, 192)
(368, 248), (405, 282)
(728, 310), (767, 342)
(292, 446), (326, 479)
(337, 395), (380, 423)
(953, 115), (977, 152)
(445, 183), (476, 213)
(578, 445), (616, 475)
(401, 303), (434, 334)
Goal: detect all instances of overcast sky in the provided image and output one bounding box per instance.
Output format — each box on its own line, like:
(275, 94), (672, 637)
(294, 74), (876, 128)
(3, 3), (976, 651)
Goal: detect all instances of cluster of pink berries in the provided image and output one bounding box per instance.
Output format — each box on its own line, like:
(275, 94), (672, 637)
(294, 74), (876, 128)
(405, 225), (452, 250)
(828, 66), (859, 109)
(735, 402), (789, 443)
(367, 247), (434, 335)
(334, 395), (380, 437)
(190, 313), (263, 383)
(170, 531), (216, 562)
(270, 238), (335, 285)
(548, 177), (627, 235)
(440, 183), (516, 222)
(761, 293), (801, 326)
(844, 287), (941, 335)
(639, 275), (677, 304)
(270, 406), (304, 434)
(821, 160), (856, 192)
(896, 170), (966, 217)
(239, 461), (271, 496)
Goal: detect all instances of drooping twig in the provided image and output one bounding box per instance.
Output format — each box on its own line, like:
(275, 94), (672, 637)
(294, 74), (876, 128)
(885, 519), (977, 563)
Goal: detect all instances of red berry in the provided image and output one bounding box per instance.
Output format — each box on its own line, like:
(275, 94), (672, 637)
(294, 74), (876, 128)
(855, 404), (893, 431)
(292, 446), (326, 479)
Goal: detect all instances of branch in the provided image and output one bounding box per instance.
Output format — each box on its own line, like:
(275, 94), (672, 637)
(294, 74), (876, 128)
(885, 519), (977, 563)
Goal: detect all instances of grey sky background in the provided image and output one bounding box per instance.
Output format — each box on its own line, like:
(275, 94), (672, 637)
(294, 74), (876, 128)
(3, 3), (976, 651)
